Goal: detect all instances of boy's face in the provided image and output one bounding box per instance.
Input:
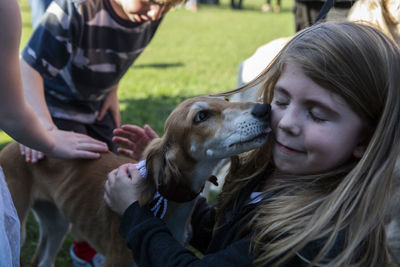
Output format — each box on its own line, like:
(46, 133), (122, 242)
(111, 0), (171, 22)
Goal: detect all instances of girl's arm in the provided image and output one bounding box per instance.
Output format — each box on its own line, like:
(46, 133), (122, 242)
(189, 197), (216, 253)
(119, 202), (254, 267)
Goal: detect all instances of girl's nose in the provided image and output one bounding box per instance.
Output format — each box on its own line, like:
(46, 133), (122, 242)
(278, 109), (301, 136)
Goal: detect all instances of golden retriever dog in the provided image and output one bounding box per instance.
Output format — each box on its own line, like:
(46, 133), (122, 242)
(0, 96), (270, 267)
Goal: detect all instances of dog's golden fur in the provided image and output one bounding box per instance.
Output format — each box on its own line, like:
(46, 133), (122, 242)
(0, 96), (270, 266)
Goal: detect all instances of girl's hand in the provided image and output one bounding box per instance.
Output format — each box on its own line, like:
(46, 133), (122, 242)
(112, 124), (158, 160)
(104, 163), (142, 215)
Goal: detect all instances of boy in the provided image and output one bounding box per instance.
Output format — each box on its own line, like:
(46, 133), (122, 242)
(20, 0), (184, 265)
(19, 0), (182, 160)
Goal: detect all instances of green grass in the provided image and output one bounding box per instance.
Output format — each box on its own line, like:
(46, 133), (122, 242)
(2, 0), (295, 265)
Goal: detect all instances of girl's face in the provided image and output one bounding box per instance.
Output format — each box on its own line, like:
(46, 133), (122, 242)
(271, 62), (367, 175)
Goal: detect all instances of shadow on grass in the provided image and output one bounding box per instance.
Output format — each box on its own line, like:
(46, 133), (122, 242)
(211, 2), (294, 13)
(132, 62), (184, 69)
(120, 94), (189, 135)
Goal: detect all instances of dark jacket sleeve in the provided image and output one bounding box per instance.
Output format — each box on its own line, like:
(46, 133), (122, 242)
(188, 197), (216, 253)
(119, 202), (254, 267)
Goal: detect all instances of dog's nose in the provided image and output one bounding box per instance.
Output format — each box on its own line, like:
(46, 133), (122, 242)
(251, 103), (270, 120)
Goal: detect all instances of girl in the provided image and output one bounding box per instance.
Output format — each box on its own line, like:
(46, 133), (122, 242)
(104, 21), (400, 266)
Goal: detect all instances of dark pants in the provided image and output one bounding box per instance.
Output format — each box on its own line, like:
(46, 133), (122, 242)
(53, 111), (118, 153)
(231, 0), (242, 9)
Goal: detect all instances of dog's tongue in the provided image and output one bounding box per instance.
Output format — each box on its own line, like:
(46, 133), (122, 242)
(208, 175), (219, 186)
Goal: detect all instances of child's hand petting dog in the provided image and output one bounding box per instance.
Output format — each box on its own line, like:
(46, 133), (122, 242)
(112, 124), (158, 160)
(104, 163), (142, 215)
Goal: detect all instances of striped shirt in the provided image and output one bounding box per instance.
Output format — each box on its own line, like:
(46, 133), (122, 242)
(22, 0), (162, 123)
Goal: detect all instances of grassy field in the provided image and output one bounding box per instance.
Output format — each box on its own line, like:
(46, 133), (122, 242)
(3, 0), (295, 265)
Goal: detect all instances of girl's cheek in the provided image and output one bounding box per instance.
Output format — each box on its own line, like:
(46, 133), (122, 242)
(270, 108), (280, 132)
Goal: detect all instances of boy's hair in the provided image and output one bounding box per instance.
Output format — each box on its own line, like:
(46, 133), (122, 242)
(218, 22), (400, 266)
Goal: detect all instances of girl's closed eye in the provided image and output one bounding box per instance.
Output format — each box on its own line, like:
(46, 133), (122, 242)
(308, 109), (328, 122)
(272, 95), (289, 108)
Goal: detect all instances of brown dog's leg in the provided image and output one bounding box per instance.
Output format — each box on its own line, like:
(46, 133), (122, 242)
(30, 200), (69, 267)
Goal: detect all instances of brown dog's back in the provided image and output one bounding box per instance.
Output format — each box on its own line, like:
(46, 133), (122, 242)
(0, 142), (134, 266)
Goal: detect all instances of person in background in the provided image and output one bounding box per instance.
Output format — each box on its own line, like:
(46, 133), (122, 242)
(294, 0), (355, 31)
(261, 0), (281, 13)
(105, 22), (400, 266)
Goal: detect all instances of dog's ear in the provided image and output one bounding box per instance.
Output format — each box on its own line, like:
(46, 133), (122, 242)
(164, 145), (182, 184)
(140, 137), (178, 205)
(144, 138), (185, 202)
(136, 138), (164, 206)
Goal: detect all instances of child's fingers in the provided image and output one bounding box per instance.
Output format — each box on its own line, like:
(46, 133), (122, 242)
(144, 124), (159, 139)
(116, 148), (136, 159)
(112, 136), (135, 149)
(127, 165), (141, 183)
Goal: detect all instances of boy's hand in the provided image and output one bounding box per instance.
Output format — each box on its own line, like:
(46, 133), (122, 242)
(19, 129), (108, 163)
(112, 124), (158, 160)
(104, 163), (142, 215)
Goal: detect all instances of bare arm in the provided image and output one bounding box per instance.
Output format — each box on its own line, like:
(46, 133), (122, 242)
(19, 58), (55, 130)
(0, 0), (54, 151)
(98, 83), (121, 128)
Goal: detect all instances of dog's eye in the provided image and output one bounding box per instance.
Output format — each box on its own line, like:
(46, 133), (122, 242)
(194, 110), (211, 124)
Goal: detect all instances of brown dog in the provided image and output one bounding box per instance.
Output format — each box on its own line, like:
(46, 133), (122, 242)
(0, 96), (270, 267)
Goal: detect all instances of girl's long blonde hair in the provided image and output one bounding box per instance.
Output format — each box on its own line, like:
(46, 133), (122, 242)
(217, 22), (400, 266)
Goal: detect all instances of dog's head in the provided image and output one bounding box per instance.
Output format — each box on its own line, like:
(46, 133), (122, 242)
(139, 96), (271, 204)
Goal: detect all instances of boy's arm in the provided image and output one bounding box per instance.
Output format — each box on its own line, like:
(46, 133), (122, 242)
(20, 58), (56, 130)
(98, 84), (121, 128)
(18, 58), (109, 162)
